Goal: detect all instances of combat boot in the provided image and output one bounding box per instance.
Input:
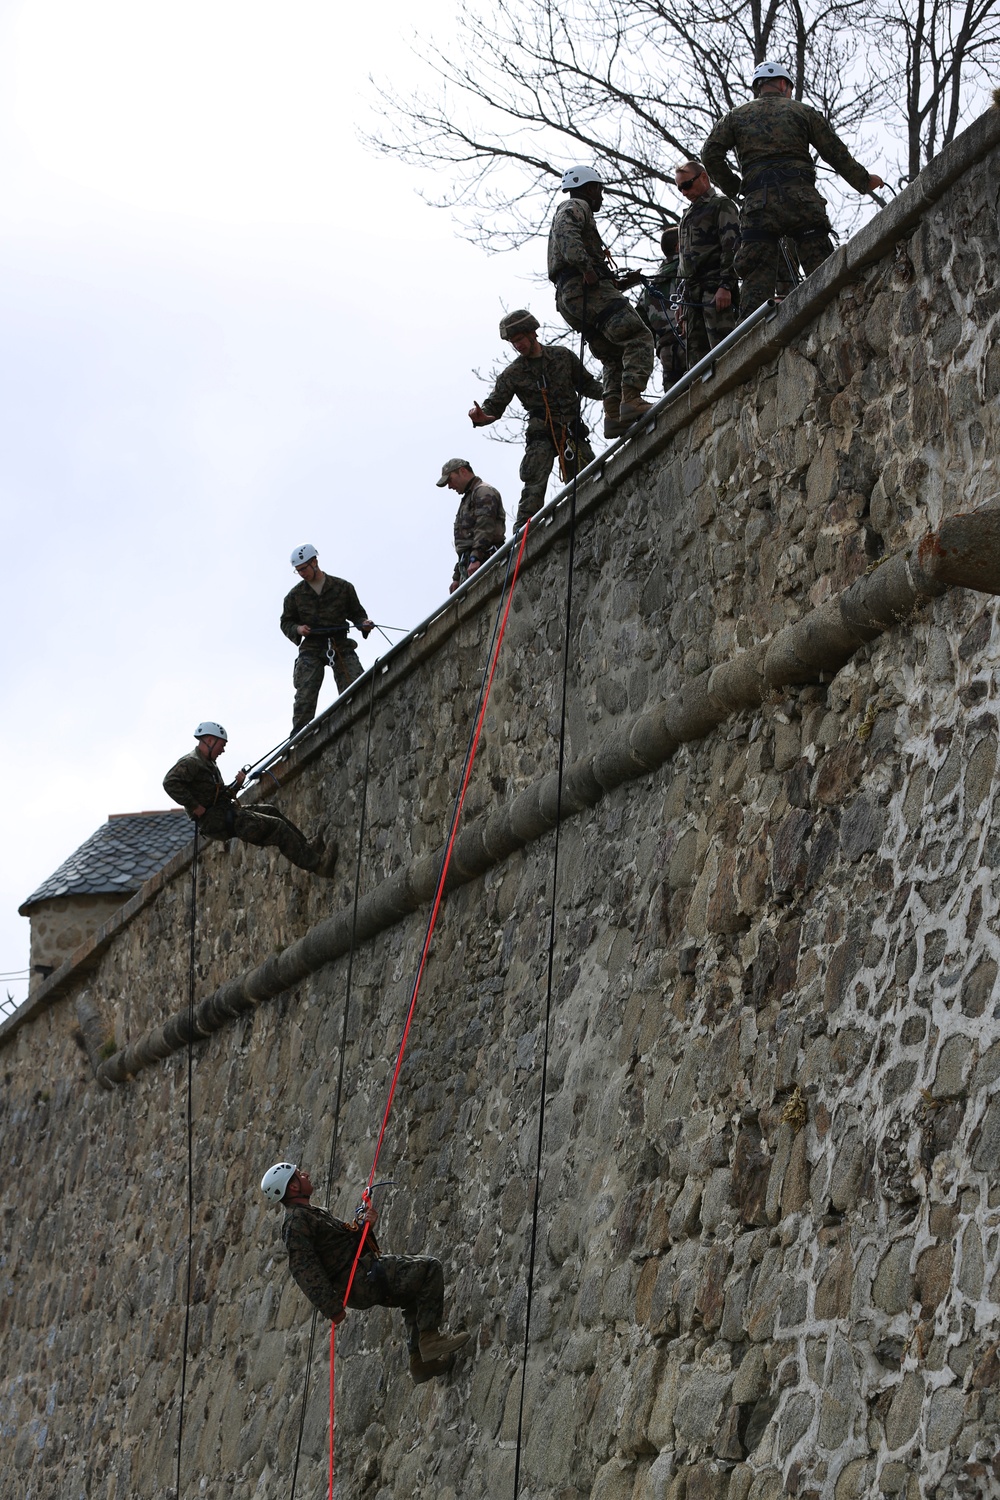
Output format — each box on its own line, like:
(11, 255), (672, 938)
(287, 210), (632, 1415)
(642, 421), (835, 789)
(409, 1351), (455, 1384)
(619, 387), (655, 427)
(418, 1328), (471, 1363)
(603, 396), (627, 439)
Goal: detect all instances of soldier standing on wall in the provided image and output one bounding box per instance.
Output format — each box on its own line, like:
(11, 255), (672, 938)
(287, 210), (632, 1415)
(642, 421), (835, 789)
(673, 161), (740, 368)
(280, 545), (375, 736)
(435, 458), (506, 594)
(468, 309), (604, 529)
(261, 1162), (471, 1383)
(636, 226), (686, 389)
(163, 723), (338, 875)
(548, 167), (655, 438)
(702, 60), (885, 319)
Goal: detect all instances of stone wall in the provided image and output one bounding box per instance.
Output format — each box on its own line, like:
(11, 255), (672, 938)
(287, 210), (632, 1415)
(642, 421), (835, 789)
(2, 109), (1000, 1500)
(24, 892), (124, 988)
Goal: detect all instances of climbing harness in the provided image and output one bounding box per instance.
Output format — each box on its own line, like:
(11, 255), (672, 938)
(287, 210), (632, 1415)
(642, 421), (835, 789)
(174, 826), (199, 1499)
(512, 293), (586, 1500)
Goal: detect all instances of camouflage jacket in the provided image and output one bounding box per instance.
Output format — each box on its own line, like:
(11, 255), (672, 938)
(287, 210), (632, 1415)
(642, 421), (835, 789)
(480, 344), (603, 435)
(677, 191), (739, 291)
(702, 96), (871, 198)
(282, 1203), (379, 1318)
(547, 197), (611, 283)
(280, 574), (369, 654)
(162, 748), (237, 820)
(454, 476), (505, 560)
(636, 255), (681, 335)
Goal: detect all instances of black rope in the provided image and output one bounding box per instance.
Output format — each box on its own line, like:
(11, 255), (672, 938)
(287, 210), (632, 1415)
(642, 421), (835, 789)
(174, 826), (199, 1499)
(288, 664), (380, 1500)
(511, 292), (584, 1498)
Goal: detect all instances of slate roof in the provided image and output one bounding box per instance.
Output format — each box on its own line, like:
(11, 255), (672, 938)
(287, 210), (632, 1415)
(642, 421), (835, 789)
(19, 811), (192, 913)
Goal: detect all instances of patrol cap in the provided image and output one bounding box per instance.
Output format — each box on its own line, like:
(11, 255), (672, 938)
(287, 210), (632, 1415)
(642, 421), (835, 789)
(499, 309), (540, 339)
(435, 457), (473, 487)
(561, 166), (604, 192)
(751, 60), (794, 89)
(290, 543), (318, 568)
(261, 1161), (297, 1203)
(194, 721), (227, 741)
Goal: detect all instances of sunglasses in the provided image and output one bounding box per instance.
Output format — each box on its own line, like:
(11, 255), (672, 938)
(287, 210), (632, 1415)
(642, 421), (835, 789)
(677, 175), (701, 192)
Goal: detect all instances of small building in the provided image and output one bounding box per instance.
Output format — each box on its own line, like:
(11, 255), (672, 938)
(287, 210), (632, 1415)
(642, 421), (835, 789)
(19, 811), (192, 990)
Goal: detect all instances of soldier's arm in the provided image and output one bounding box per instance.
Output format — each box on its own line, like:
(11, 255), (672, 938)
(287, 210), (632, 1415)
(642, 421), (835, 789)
(478, 367), (516, 422)
(163, 761), (201, 817)
(284, 1217), (346, 1322)
(470, 486), (505, 558)
(702, 118), (743, 199)
(804, 107), (873, 192)
(344, 584), (369, 631)
(279, 591), (304, 645)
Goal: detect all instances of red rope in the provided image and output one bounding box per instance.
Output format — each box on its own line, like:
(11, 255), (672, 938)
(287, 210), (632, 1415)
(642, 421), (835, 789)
(329, 1324), (336, 1500)
(326, 519), (532, 1481)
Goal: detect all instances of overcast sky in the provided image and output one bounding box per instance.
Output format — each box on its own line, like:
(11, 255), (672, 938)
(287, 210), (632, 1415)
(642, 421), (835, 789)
(0, 0), (557, 997)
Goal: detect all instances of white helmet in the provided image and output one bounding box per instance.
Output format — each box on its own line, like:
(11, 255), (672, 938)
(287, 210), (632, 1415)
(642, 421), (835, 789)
(290, 543), (318, 568)
(194, 721), (227, 741)
(561, 166), (604, 192)
(751, 60), (794, 88)
(261, 1161), (297, 1203)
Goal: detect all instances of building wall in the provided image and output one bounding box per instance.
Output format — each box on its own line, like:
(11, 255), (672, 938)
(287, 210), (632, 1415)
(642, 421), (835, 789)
(2, 111), (999, 1500)
(25, 893), (126, 989)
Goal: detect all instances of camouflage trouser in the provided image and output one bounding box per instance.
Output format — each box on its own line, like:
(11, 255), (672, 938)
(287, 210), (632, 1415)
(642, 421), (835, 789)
(347, 1254), (445, 1352)
(516, 426), (596, 526)
(735, 180), (835, 321)
(292, 645), (363, 733)
(555, 276), (653, 401)
(684, 287), (739, 369)
(657, 332), (687, 390)
(198, 803), (320, 871)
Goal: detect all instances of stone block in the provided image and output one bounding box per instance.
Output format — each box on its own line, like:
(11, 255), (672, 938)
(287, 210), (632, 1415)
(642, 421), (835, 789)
(932, 1034), (971, 1098)
(884, 1371), (924, 1450)
(591, 1458), (636, 1500)
(926, 1386), (967, 1451)
(872, 1240), (915, 1316)
(673, 1368), (734, 1446)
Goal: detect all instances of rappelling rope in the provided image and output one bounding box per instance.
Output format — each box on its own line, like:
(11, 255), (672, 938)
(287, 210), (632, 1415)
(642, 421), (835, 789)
(511, 289), (586, 1499)
(288, 664), (381, 1500)
(174, 826), (199, 1499)
(326, 524), (531, 1499)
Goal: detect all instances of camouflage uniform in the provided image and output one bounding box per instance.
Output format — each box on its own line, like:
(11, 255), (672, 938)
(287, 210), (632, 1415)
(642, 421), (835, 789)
(547, 197), (653, 401)
(280, 574), (370, 733)
(636, 254), (685, 387)
(452, 474), (506, 587)
(676, 190), (740, 368)
(162, 749), (323, 871)
(479, 344), (602, 525)
(282, 1203), (445, 1354)
(702, 95), (872, 317)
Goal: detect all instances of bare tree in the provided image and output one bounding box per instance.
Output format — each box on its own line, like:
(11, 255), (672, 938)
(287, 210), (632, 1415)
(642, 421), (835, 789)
(365, 0), (882, 254)
(866, 0), (1000, 182)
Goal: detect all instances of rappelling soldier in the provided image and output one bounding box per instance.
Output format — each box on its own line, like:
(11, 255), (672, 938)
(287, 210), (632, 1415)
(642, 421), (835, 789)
(163, 723), (337, 875)
(547, 166), (655, 438)
(673, 161), (740, 368)
(261, 1162), (471, 1383)
(435, 458), (506, 593)
(468, 309), (604, 528)
(280, 545), (375, 736)
(702, 60), (886, 319)
(636, 226), (685, 389)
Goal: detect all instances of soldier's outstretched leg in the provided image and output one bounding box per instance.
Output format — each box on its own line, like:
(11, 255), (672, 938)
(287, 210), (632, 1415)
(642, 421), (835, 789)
(291, 651), (327, 734)
(230, 806), (334, 875)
